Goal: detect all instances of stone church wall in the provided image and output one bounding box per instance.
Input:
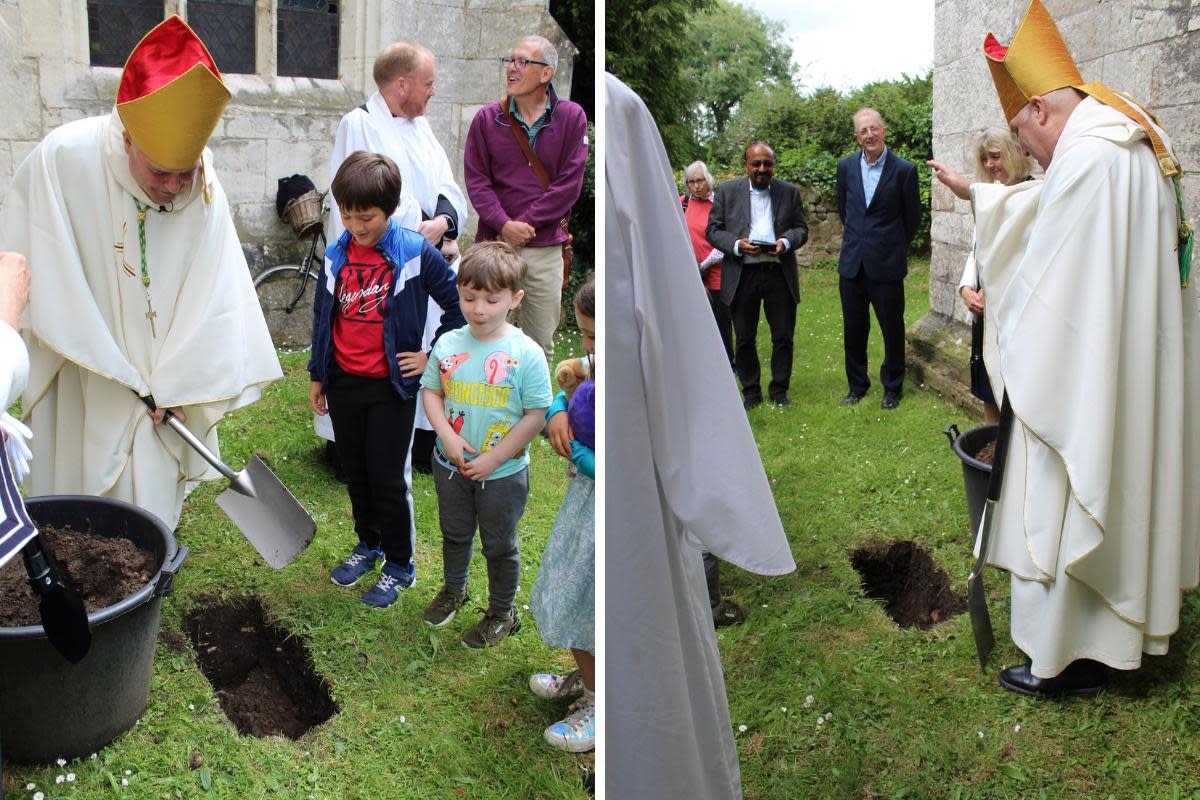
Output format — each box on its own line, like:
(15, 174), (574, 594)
(0, 0), (576, 271)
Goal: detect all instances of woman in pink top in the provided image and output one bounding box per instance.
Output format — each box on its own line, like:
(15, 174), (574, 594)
(680, 161), (733, 368)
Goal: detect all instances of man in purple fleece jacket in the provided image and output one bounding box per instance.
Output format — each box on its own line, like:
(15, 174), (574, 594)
(463, 34), (589, 367)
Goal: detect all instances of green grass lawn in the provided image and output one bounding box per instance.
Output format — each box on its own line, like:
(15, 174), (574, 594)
(725, 260), (1200, 800)
(4, 330), (590, 799)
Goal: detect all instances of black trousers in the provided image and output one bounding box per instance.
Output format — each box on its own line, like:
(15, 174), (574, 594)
(702, 551), (721, 610)
(707, 288), (735, 370)
(731, 263), (797, 402)
(839, 271), (906, 396)
(325, 366), (417, 564)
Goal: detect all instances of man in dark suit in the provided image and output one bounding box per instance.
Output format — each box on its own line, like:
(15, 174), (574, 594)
(835, 107), (922, 410)
(706, 142), (808, 409)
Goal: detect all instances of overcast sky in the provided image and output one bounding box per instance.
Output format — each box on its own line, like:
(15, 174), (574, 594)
(739, 0), (935, 92)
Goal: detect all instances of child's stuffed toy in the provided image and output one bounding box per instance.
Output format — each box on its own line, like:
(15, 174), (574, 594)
(554, 356), (591, 400)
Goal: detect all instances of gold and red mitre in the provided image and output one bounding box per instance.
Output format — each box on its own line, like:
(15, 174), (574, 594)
(983, 0), (1180, 180)
(116, 15), (230, 171)
(983, 0), (1081, 122)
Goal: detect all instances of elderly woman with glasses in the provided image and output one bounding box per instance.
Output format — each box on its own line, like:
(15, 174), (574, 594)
(930, 125), (1035, 423)
(680, 160), (733, 367)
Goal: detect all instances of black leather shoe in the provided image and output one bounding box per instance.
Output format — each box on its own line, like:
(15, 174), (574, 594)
(998, 659), (1109, 699)
(771, 396), (791, 407)
(881, 391), (901, 410)
(712, 599), (748, 627)
(744, 396), (762, 411)
(840, 393), (864, 406)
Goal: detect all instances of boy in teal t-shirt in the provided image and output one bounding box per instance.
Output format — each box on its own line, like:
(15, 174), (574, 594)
(419, 242), (552, 649)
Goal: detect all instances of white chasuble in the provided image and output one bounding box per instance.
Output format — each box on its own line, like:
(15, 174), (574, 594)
(972, 97), (1200, 678)
(1, 112), (282, 530)
(606, 74), (796, 800)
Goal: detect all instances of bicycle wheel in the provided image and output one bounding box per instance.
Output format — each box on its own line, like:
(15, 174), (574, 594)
(254, 264), (319, 351)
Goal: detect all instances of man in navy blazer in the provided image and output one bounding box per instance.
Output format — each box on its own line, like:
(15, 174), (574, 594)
(835, 107), (922, 410)
(706, 142), (808, 409)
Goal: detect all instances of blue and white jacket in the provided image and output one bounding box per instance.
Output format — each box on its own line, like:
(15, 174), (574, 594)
(308, 220), (464, 400)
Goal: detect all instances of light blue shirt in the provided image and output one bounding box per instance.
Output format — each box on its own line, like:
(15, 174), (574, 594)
(421, 325), (553, 480)
(859, 147), (888, 206)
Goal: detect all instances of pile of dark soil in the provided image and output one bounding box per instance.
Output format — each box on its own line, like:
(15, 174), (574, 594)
(0, 526), (156, 627)
(184, 597), (337, 739)
(851, 540), (966, 630)
(975, 439), (997, 465)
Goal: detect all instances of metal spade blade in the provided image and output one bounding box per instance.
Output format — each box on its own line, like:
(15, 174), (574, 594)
(138, 395), (315, 569)
(967, 505), (996, 671)
(967, 394), (1015, 672)
(22, 538), (91, 663)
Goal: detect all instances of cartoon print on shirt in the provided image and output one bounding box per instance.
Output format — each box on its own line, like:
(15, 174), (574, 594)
(481, 417), (511, 453)
(438, 352), (470, 387)
(448, 410), (466, 434)
(483, 351), (518, 385)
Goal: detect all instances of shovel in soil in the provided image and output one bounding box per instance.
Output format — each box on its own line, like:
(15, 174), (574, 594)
(22, 537), (92, 663)
(0, 447), (91, 662)
(139, 395), (314, 569)
(967, 394), (1014, 672)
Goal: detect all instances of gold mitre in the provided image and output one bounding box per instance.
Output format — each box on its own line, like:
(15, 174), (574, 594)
(983, 0), (1081, 121)
(116, 16), (230, 170)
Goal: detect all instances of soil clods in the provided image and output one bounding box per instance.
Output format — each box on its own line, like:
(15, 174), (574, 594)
(0, 526), (156, 627)
(851, 540), (966, 629)
(184, 597), (337, 739)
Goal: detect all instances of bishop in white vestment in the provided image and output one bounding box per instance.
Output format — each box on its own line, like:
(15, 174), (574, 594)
(0, 17), (281, 531)
(966, 0), (1200, 696)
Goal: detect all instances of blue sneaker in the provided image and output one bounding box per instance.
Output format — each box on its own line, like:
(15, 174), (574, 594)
(330, 545), (382, 587)
(361, 559), (416, 608)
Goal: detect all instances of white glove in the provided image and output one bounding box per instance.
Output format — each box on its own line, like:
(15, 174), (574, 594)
(0, 411), (32, 485)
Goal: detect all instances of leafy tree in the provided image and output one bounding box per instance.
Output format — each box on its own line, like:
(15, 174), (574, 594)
(606, 0), (716, 164)
(683, 0), (795, 147)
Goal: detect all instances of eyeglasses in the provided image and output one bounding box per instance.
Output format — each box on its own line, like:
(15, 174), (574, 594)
(856, 125), (883, 136)
(501, 57), (550, 70)
(747, 160), (775, 168)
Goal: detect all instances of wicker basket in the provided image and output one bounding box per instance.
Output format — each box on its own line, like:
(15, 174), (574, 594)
(283, 190), (323, 237)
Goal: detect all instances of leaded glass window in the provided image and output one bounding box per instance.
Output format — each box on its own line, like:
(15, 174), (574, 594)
(87, 0), (163, 68)
(188, 0), (257, 75)
(278, 0), (338, 79)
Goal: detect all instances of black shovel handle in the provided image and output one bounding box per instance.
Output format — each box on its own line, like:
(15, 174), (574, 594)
(986, 394), (1015, 502)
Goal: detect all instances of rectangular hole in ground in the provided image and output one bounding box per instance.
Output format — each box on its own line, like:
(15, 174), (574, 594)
(183, 596), (337, 738)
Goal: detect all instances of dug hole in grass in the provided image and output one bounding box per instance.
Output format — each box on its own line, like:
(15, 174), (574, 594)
(3, 340), (592, 800)
(722, 260), (1200, 799)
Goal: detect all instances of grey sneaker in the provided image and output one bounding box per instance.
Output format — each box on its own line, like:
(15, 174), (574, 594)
(461, 608), (521, 649)
(422, 585), (468, 628)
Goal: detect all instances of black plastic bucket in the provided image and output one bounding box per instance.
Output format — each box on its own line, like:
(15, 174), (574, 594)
(944, 423), (998, 537)
(0, 496), (187, 763)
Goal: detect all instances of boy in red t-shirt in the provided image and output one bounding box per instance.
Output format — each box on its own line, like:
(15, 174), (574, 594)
(308, 151), (463, 608)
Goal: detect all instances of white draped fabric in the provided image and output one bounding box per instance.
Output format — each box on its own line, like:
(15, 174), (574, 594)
(606, 74), (796, 800)
(1, 112), (282, 530)
(972, 97), (1200, 678)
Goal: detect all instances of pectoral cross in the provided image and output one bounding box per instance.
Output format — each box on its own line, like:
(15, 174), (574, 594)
(145, 299), (158, 338)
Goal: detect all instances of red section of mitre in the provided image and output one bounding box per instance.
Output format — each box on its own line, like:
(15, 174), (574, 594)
(116, 16), (221, 103)
(983, 33), (1009, 61)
